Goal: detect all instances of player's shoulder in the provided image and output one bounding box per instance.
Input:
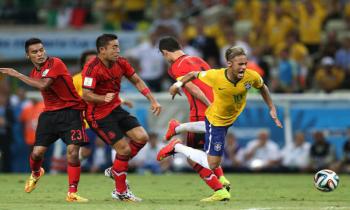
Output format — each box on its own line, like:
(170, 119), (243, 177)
(116, 56), (131, 66)
(50, 57), (64, 65)
(245, 69), (261, 78)
(83, 57), (100, 76)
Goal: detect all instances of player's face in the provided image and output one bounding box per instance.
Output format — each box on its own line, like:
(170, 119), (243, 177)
(102, 39), (120, 62)
(160, 50), (172, 63)
(227, 55), (247, 80)
(26, 43), (47, 65)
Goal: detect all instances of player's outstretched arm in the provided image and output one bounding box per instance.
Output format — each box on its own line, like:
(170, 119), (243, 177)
(127, 73), (162, 116)
(169, 71), (200, 100)
(82, 88), (115, 103)
(259, 84), (283, 128)
(183, 82), (211, 107)
(0, 68), (53, 90)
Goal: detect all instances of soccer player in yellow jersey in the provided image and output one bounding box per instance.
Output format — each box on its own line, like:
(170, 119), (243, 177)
(157, 46), (282, 201)
(73, 50), (98, 166)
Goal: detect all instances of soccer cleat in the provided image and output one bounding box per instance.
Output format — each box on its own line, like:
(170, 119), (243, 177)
(111, 189), (142, 202)
(66, 192), (89, 202)
(24, 167), (45, 193)
(219, 176), (231, 192)
(200, 188), (230, 202)
(104, 167), (114, 180)
(164, 119), (180, 140)
(157, 138), (182, 161)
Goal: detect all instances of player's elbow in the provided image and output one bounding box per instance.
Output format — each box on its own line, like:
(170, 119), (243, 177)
(38, 83), (49, 91)
(82, 91), (92, 102)
(82, 93), (91, 102)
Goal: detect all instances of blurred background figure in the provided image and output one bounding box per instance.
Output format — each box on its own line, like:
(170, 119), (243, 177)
(20, 97), (44, 152)
(314, 56), (345, 93)
(332, 128), (350, 173)
(308, 131), (336, 172)
(125, 26), (168, 92)
(130, 132), (170, 174)
(221, 132), (243, 170)
(281, 131), (310, 172)
(242, 129), (281, 172)
(0, 94), (14, 172)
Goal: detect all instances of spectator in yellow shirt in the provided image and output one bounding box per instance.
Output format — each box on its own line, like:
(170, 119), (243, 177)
(314, 56), (345, 93)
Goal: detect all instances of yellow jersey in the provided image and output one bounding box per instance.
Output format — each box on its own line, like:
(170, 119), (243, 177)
(198, 69), (263, 126)
(73, 72), (83, 96)
(73, 72), (89, 128)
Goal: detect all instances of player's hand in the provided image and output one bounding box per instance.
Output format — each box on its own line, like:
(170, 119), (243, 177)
(270, 110), (283, 128)
(0, 68), (20, 77)
(150, 101), (162, 116)
(104, 93), (115, 103)
(122, 99), (134, 108)
(169, 85), (182, 100)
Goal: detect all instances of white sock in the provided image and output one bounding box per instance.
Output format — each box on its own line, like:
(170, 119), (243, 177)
(174, 144), (210, 169)
(175, 121), (206, 134)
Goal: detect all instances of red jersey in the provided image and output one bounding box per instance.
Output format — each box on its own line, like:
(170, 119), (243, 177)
(30, 57), (86, 112)
(168, 55), (213, 121)
(82, 56), (135, 121)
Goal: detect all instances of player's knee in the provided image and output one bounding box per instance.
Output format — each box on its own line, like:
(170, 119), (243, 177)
(134, 132), (149, 143)
(209, 161), (220, 170)
(118, 144), (131, 156)
(66, 147), (79, 160)
(31, 152), (44, 161)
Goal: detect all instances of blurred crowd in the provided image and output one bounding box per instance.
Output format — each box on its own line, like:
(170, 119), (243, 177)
(1, 0), (350, 174)
(1, 0), (350, 93)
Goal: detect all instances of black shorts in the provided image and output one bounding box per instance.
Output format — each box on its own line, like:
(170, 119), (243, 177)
(35, 109), (88, 147)
(187, 132), (205, 150)
(88, 106), (140, 146)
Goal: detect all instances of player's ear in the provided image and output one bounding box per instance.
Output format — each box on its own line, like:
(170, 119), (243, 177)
(99, 46), (105, 53)
(227, 61), (233, 67)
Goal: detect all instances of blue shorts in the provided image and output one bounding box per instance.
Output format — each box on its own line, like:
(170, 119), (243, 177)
(84, 128), (97, 148)
(204, 118), (231, 156)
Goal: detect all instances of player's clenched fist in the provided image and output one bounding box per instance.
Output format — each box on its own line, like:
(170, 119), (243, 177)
(169, 84), (182, 100)
(104, 93), (115, 102)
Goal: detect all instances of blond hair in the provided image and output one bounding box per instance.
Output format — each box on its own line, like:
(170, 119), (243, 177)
(225, 46), (246, 61)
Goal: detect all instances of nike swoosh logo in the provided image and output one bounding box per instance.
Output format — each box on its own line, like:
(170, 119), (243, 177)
(218, 88), (226, 90)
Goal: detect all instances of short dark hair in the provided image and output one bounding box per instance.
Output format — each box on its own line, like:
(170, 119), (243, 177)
(225, 46), (246, 61)
(96, 34), (118, 53)
(158, 36), (181, 52)
(79, 50), (97, 69)
(25, 38), (43, 52)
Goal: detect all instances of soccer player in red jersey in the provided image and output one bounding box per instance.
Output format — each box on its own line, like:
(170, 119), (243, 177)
(158, 36), (231, 200)
(0, 38), (88, 202)
(81, 34), (162, 201)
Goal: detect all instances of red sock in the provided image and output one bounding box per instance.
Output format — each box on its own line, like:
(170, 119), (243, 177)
(67, 162), (81, 193)
(193, 163), (223, 191)
(213, 167), (224, 178)
(112, 154), (129, 193)
(29, 155), (43, 177)
(129, 140), (146, 159)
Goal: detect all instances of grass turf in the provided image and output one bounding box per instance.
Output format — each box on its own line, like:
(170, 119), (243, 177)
(0, 173), (349, 210)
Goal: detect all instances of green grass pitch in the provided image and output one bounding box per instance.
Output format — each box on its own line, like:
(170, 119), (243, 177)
(0, 173), (349, 210)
